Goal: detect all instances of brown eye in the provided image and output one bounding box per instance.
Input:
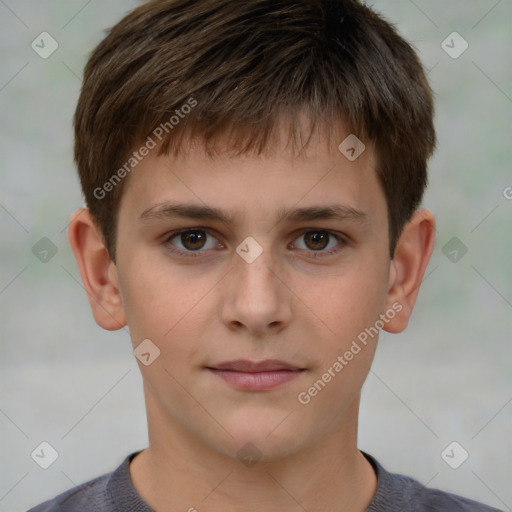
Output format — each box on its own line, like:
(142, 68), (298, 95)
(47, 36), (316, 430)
(292, 230), (344, 256)
(303, 231), (330, 250)
(180, 230), (207, 250)
(168, 229), (219, 253)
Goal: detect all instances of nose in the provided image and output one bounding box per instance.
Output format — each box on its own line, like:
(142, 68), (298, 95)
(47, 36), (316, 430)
(220, 239), (293, 337)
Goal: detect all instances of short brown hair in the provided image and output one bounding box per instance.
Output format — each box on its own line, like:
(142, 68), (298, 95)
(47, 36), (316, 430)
(74, 0), (435, 262)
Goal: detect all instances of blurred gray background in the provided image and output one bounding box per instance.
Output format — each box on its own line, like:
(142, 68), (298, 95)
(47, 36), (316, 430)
(1, 1), (511, 511)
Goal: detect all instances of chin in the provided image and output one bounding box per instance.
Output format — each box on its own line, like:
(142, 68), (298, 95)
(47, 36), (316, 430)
(214, 411), (312, 463)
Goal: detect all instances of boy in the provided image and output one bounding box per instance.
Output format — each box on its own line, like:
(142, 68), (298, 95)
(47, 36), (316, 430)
(29, 0), (502, 510)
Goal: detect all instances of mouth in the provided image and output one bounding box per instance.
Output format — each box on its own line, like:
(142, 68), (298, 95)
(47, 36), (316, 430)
(205, 359), (306, 391)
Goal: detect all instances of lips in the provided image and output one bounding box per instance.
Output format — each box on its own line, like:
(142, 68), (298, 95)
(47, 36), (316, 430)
(209, 359), (303, 372)
(206, 359), (305, 391)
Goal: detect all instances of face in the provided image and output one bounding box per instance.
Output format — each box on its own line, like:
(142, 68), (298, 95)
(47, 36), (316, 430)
(111, 129), (395, 462)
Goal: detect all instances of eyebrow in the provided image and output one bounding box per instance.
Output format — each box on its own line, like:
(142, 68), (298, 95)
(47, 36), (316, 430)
(139, 201), (370, 226)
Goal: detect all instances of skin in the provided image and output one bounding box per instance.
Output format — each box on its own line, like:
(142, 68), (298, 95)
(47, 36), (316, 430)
(68, 123), (435, 512)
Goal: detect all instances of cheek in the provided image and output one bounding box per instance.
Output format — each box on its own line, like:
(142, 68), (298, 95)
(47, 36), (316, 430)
(117, 259), (217, 360)
(295, 263), (389, 347)
(296, 273), (386, 415)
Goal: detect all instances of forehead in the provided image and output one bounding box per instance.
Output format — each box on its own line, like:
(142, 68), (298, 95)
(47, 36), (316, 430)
(118, 123), (385, 230)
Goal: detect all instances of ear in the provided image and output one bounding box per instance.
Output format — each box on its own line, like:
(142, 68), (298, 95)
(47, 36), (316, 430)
(383, 209), (435, 333)
(67, 209), (126, 331)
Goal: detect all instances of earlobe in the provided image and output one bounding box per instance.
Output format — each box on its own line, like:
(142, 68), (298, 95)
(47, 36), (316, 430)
(383, 209), (435, 333)
(67, 209), (127, 331)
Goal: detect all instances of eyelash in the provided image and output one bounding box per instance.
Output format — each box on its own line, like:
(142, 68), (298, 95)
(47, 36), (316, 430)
(163, 228), (347, 259)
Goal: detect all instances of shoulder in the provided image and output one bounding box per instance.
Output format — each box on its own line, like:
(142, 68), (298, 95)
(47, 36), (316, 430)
(363, 452), (504, 512)
(26, 453), (139, 512)
(26, 473), (110, 512)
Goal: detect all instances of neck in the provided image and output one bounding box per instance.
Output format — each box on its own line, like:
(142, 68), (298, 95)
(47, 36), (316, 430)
(130, 392), (377, 512)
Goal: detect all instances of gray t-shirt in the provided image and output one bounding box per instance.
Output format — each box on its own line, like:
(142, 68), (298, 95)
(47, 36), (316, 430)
(27, 451), (503, 511)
